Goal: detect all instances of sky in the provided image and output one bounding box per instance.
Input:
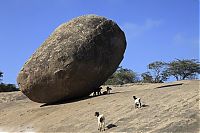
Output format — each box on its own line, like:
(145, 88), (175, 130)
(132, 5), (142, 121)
(0, 0), (199, 84)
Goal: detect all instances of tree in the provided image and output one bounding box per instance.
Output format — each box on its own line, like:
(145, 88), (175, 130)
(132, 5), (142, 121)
(141, 72), (153, 83)
(167, 59), (200, 80)
(105, 66), (139, 85)
(0, 83), (18, 92)
(0, 71), (3, 83)
(148, 61), (168, 83)
(0, 70), (19, 92)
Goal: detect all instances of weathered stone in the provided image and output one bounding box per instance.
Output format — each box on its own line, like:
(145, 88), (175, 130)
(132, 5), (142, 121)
(17, 14), (126, 103)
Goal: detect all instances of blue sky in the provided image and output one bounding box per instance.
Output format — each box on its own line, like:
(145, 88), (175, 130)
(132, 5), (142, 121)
(0, 0), (199, 84)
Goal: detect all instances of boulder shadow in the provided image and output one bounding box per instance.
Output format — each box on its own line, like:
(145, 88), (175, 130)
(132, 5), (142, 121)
(111, 92), (124, 94)
(40, 92), (124, 107)
(92, 91), (123, 97)
(101, 92), (122, 95)
(40, 95), (93, 107)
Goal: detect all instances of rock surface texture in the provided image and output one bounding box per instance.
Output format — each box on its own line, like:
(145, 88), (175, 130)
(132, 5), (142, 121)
(17, 15), (126, 103)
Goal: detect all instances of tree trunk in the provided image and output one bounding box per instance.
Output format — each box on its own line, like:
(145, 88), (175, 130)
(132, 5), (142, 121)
(175, 76), (179, 81)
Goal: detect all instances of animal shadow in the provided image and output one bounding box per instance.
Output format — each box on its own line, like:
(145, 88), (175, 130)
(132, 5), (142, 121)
(141, 104), (149, 107)
(107, 124), (117, 129)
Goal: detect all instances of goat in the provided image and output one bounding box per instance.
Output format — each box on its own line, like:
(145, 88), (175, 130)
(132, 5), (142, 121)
(106, 86), (112, 94)
(95, 112), (105, 132)
(102, 91), (107, 95)
(133, 96), (142, 108)
(93, 87), (102, 96)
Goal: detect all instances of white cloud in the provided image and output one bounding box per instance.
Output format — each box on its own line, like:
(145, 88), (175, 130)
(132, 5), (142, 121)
(173, 33), (199, 45)
(144, 19), (161, 29)
(121, 19), (162, 38)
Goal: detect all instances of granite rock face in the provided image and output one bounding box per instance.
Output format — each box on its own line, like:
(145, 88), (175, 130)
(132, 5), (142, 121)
(17, 15), (126, 103)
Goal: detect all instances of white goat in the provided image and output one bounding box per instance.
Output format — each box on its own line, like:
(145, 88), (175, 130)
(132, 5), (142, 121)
(94, 112), (105, 132)
(133, 96), (142, 108)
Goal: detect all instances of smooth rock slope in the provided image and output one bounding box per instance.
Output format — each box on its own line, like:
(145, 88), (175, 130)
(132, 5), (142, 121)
(0, 80), (199, 132)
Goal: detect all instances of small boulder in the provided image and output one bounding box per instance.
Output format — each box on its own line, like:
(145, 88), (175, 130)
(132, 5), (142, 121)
(17, 14), (126, 103)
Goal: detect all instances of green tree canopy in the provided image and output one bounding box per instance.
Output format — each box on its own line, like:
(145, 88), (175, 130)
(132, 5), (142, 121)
(0, 83), (18, 92)
(167, 59), (200, 80)
(0, 71), (3, 83)
(148, 61), (168, 83)
(141, 72), (153, 83)
(0, 70), (19, 92)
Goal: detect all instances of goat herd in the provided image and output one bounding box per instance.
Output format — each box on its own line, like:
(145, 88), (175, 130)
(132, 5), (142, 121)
(92, 86), (112, 96)
(92, 86), (142, 132)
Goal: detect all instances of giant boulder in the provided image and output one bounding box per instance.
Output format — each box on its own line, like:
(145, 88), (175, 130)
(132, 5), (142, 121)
(17, 14), (126, 103)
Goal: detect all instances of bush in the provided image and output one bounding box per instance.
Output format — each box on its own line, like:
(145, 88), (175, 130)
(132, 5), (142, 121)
(0, 83), (19, 92)
(141, 72), (153, 83)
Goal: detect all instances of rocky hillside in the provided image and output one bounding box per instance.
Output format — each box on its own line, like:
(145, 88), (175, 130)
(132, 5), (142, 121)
(0, 80), (199, 132)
